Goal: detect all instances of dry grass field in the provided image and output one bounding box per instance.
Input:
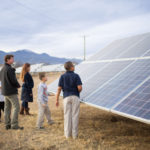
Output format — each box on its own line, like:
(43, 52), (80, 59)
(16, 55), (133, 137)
(0, 72), (150, 150)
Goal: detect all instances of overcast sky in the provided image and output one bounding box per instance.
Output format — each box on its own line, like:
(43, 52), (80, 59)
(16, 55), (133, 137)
(0, 0), (150, 59)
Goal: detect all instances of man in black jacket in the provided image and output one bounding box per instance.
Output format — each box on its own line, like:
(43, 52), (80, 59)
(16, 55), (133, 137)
(0, 55), (23, 130)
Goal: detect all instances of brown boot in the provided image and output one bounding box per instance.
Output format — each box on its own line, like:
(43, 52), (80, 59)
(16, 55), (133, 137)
(20, 107), (24, 115)
(25, 108), (30, 115)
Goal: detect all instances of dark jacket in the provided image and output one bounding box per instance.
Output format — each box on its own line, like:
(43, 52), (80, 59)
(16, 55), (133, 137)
(0, 63), (20, 96)
(21, 72), (34, 102)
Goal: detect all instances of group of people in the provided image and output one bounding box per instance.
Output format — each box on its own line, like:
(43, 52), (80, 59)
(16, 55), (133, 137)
(0, 54), (82, 139)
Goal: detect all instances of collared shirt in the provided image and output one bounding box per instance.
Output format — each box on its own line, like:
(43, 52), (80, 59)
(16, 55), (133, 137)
(58, 71), (82, 98)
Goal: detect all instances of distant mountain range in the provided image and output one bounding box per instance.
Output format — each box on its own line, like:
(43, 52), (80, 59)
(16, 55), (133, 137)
(0, 50), (82, 65)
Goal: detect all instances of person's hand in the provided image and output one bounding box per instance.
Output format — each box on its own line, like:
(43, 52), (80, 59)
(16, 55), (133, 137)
(56, 100), (59, 107)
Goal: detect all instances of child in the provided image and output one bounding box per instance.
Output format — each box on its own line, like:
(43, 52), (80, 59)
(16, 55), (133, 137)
(0, 81), (5, 122)
(37, 73), (54, 129)
(56, 61), (82, 139)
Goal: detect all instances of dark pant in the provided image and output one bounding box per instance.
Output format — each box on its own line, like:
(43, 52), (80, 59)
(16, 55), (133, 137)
(22, 101), (28, 108)
(0, 102), (4, 119)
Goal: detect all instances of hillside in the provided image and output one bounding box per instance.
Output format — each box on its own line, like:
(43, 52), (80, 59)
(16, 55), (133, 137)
(0, 50), (81, 65)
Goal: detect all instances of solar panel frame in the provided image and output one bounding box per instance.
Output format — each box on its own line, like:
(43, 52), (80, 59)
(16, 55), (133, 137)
(112, 109), (150, 124)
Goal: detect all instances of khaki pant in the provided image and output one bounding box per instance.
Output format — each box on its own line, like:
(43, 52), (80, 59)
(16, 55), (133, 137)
(4, 94), (20, 128)
(36, 102), (51, 128)
(64, 96), (80, 138)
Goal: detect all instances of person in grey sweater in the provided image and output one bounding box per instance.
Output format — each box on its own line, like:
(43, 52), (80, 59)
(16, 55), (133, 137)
(36, 72), (54, 129)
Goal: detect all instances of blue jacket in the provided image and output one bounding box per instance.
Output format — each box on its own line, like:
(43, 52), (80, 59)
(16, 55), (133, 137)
(21, 72), (34, 102)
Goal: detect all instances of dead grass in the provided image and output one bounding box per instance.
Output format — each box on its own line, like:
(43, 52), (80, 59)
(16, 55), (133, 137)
(0, 72), (150, 150)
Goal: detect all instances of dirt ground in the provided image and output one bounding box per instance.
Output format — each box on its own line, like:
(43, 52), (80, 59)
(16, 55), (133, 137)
(0, 72), (150, 150)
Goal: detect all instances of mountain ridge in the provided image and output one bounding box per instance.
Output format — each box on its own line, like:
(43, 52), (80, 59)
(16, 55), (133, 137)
(0, 49), (82, 65)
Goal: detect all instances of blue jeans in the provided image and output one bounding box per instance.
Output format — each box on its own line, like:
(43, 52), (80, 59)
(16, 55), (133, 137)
(22, 101), (28, 109)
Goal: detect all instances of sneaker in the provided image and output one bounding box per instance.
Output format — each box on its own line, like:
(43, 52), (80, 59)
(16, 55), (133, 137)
(5, 125), (11, 130)
(48, 120), (54, 125)
(11, 126), (24, 130)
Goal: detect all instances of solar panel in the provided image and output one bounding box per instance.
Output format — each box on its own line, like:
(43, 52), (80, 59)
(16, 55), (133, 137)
(48, 32), (150, 124)
(84, 59), (150, 110)
(77, 62), (109, 82)
(143, 50), (150, 57)
(89, 33), (150, 61)
(80, 61), (132, 99)
(88, 39), (125, 61)
(117, 34), (150, 58)
(48, 78), (59, 94)
(75, 63), (92, 73)
(99, 34), (147, 60)
(112, 77), (150, 124)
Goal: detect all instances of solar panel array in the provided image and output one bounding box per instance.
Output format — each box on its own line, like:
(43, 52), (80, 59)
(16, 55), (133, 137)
(48, 32), (150, 124)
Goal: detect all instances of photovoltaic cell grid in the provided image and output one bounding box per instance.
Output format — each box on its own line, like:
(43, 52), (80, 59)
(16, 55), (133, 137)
(88, 39), (123, 61)
(80, 61), (132, 99)
(84, 59), (150, 110)
(118, 35), (150, 59)
(75, 63), (93, 74)
(99, 35), (145, 60)
(113, 78), (150, 121)
(144, 50), (150, 57)
(76, 62), (108, 82)
(89, 33), (150, 61)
